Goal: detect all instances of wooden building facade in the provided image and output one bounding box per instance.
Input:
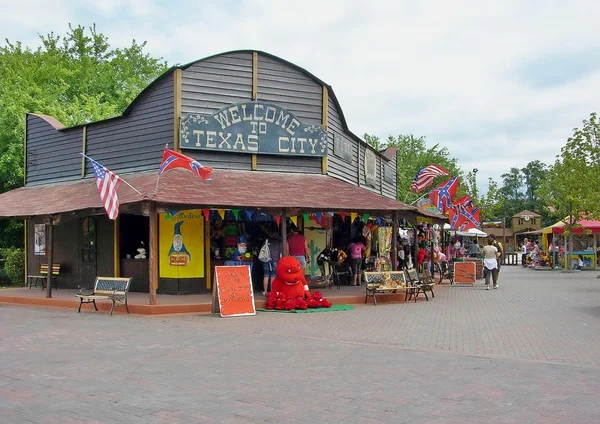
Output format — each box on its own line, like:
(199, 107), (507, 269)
(2, 50), (416, 302)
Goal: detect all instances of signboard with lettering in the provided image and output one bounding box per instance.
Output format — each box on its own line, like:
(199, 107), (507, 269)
(454, 261), (476, 285)
(214, 265), (255, 317)
(333, 133), (353, 163)
(180, 102), (327, 157)
(364, 149), (377, 187)
(383, 164), (395, 184)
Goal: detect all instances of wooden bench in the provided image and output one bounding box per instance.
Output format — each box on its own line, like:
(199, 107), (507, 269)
(363, 271), (418, 305)
(406, 268), (435, 301)
(75, 277), (132, 316)
(27, 264), (60, 289)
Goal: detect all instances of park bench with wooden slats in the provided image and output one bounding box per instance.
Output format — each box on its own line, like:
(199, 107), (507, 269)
(75, 277), (132, 316)
(27, 263), (60, 289)
(363, 271), (418, 305)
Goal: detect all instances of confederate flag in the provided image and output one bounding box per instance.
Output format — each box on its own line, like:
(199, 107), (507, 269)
(159, 148), (212, 181)
(429, 176), (459, 214)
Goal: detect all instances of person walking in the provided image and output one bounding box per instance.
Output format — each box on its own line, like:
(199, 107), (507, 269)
(287, 226), (310, 269)
(348, 236), (367, 286)
(483, 237), (500, 289)
(489, 234), (503, 282)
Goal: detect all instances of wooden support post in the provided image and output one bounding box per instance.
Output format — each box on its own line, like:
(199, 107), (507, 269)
(148, 202), (158, 305)
(281, 209), (288, 256)
(46, 216), (54, 299)
(23, 220), (27, 286)
(391, 211), (398, 270)
(113, 217), (119, 277)
(173, 68), (182, 152)
(593, 233), (597, 268)
(205, 214), (211, 290)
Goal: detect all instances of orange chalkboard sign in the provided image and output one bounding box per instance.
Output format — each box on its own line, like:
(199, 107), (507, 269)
(454, 261), (476, 284)
(214, 265), (256, 317)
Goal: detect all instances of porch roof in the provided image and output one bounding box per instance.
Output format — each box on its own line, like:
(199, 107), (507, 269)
(0, 169), (414, 218)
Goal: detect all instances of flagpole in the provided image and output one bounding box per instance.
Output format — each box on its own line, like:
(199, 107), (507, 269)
(80, 153), (143, 196)
(409, 191), (429, 206)
(154, 144), (169, 194)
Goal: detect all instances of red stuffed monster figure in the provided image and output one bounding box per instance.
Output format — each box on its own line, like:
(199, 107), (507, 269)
(271, 256), (311, 299)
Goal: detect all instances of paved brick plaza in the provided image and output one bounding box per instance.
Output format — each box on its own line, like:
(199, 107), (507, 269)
(2, 267), (600, 423)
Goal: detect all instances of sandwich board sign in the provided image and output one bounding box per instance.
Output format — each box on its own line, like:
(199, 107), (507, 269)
(454, 261), (476, 285)
(213, 265), (255, 317)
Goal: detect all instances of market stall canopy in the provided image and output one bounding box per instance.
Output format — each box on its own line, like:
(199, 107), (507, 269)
(542, 218), (600, 235)
(0, 169), (415, 218)
(466, 228), (488, 237)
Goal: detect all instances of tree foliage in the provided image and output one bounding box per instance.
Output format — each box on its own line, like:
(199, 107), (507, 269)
(364, 134), (467, 205)
(0, 24), (168, 248)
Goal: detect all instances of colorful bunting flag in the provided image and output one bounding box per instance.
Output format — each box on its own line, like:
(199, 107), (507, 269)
(362, 213), (369, 223)
(351, 212), (357, 222)
(217, 209), (225, 220)
(245, 210), (254, 220)
(290, 216), (298, 226)
(274, 216), (281, 227)
(231, 209), (239, 220)
(202, 209), (210, 220)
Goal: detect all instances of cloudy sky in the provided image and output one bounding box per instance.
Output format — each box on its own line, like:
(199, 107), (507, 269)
(2, 0), (599, 192)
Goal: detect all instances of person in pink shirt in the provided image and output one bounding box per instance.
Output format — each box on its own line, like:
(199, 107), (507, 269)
(348, 236), (367, 286)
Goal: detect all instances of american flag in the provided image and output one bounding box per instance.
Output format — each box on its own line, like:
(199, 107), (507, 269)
(410, 165), (450, 192)
(90, 159), (123, 220)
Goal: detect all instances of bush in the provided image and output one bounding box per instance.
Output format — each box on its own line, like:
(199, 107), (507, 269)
(4, 248), (25, 286)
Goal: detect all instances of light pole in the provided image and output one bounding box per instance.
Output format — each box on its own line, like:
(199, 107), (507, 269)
(472, 168), (479, 201)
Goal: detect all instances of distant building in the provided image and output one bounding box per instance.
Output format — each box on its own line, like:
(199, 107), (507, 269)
(483, 210), (542, 251)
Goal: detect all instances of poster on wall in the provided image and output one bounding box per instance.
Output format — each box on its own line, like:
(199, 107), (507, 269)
(159, 210), (205, 278)
(364, 149), (377, 187)
(34, 224), (45, 256)
(304, 218), (328, 278)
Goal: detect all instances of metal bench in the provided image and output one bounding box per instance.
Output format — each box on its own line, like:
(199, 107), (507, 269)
(27, 263), (60, 289)
(75, 277), (132, 316)
(363, 271), (417, 305)
(406, 268), (435, 301)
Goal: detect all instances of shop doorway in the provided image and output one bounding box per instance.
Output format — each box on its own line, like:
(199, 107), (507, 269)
(119, 214), (149, 292)
(80, 216), (97, 285)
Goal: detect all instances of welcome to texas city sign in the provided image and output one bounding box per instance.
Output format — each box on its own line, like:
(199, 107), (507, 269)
(180, 102), (328, 157)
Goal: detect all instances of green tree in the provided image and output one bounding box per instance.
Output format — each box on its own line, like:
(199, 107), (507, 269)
(538, 113), (600, 269)
(0, 24), (168, 248)
(365, 134), (466, 205)
(480, 177), (502, 223)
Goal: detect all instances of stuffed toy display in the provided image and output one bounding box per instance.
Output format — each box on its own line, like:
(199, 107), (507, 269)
(265, 291), (331, 310)
(271, 256), (311, 299)
(267, 256), (332, 310)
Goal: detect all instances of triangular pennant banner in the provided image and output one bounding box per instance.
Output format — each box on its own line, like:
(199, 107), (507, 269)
(315, 212), (322, 222)
(274, 216), (281, 227)
(328, 212), (334, 217)
(232, 209), (239, 220)
(217, 209), (225, 220)
(339, 212), (347, 221)
(303, 214), (309, 223)
(202, 209), (210, 220)
(245, 210), (254, 220)
(376, 217), (383, 226)
(350, 212), (357, 223)
(362, 213), (369, 222)
(290, 216), (298, 226)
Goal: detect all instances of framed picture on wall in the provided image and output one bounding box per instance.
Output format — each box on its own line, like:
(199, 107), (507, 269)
(34, 224), (46, 256)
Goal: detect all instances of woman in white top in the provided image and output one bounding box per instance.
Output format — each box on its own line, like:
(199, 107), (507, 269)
(483, 238), (500, 290)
